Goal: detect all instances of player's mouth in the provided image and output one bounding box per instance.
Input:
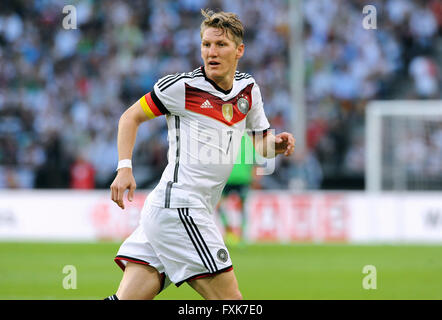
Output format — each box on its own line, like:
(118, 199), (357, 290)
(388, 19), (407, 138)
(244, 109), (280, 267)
(208, 61), (221, 67)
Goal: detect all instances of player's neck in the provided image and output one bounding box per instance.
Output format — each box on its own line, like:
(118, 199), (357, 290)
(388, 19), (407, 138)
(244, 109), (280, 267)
(213, 76), (234, 91)
(202, 66), (235, 94)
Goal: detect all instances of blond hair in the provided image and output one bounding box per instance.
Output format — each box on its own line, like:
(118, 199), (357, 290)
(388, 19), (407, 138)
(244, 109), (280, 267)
(200, 9), (244, 46)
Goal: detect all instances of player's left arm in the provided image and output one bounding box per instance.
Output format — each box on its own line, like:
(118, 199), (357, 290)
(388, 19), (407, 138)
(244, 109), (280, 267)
(251, 131), (295, 158)
(247, 81), (295, 158)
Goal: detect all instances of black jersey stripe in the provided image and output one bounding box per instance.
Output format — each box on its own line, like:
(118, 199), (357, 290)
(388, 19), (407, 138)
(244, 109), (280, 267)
(235, 72), (251, 77)
(165, 116), (180, 208)
(157, 71), (192, 89)
(178, 208), (214, 273)
(159, 73), (204, 92)
(177, 208), (212, 273)
(158, 73), (182, 90)
(158, 69), (203, 90)
(191, 68), (203, 76)
(235, 71), (252, 77)
(235, 74), (252, 80)
(164, 181), (172, 208)
(235, 76), (252, 81)
(159, 75), (193, 92)
(158, 73), (203, 91)
(151, 88), (170, 115)
(184, 208), (218, 272)
(173, 116), (180, 183)
(157, 73), (180, 88)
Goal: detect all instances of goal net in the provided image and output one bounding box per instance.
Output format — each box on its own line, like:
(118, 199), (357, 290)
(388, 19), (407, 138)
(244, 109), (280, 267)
(366, 100), (442, 191)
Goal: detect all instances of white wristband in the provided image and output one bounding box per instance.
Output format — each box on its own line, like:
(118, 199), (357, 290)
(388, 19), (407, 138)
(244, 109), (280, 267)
(116, 159), (132, 171)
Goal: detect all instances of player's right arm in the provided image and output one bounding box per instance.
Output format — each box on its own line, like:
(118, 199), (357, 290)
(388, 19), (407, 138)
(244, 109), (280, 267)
(110, 91), (168, 209)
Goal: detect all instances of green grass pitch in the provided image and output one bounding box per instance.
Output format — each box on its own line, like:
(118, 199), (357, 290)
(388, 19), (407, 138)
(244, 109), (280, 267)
(0, 242), (441, 300)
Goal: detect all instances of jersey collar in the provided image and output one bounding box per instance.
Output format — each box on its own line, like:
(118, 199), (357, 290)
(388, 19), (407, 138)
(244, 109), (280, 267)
(201, 66), (233, 95)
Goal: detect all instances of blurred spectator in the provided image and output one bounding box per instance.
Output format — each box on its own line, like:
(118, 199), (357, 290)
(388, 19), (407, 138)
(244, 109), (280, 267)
(288, 151), (323, 190)
(70, 154), (95, 189)
(343, 133), (365, 175)
(409, 56), (439, 98)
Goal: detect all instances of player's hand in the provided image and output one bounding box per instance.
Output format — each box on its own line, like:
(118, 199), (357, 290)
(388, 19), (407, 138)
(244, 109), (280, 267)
(110, 168), (136, 210)
(275, 132), (295, 156)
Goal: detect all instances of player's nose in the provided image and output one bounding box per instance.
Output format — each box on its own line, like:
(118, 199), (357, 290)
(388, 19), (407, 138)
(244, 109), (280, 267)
(208, 44), (218, 57)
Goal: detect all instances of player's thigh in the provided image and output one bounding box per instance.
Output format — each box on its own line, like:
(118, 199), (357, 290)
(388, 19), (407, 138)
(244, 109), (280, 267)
(187, 269), (243, 300)
(116, 262), (163, 300)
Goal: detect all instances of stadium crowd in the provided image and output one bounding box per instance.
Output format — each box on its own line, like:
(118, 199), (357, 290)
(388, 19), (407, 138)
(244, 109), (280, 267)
(0, 0), (441, 190)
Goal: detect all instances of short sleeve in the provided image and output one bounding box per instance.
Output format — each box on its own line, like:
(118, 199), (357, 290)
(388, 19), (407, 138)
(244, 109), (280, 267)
(151, 74), (186, 116)
(246, 82), (270, 134)
(138, 89), (169, 119)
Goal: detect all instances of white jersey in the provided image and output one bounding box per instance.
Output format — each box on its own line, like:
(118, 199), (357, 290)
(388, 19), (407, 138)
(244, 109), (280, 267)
(140, 66), (270, 212)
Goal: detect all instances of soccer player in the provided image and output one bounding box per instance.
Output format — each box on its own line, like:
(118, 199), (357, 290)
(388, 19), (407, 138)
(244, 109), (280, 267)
(107, 9), (295, 300)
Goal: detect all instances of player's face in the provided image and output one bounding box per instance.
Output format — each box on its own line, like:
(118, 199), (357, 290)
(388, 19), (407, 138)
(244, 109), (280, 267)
(201, 27), (244, 85)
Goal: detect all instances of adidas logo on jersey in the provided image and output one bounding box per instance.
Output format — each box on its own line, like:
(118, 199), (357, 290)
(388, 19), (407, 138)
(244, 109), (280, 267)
(200, 100), (213, 108)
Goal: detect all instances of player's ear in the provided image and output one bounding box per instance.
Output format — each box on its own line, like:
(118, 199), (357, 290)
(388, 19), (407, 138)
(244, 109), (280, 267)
(236, 43), (244, 59)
